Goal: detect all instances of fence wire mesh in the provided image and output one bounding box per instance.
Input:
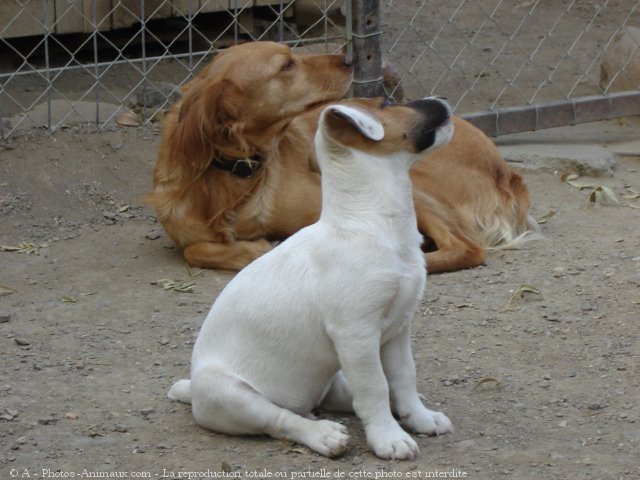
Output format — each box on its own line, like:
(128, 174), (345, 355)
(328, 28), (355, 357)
(0, 0), (347, 137)
(0, 0), (639, 138)
(382, 0), (640, 112)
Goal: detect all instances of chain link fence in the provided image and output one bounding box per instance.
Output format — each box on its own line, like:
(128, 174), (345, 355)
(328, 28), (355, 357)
(1, 0), (639, 138)
(380, 0), (640, 134)
(0, 0), (348, 137)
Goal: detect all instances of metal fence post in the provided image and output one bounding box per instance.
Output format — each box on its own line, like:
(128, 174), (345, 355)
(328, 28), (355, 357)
(351, 0), (383, 98)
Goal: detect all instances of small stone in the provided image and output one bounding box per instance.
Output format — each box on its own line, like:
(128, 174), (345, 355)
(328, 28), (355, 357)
(103, 211), (118, 221)
(145, 230), (161, 240)
(38, 417), (56, 425)
(114, 424), (129, 433)
(454, 439), (477, 452)
(159, 338), (170, 346)
(140, 407), (155, 415)
(14, 338), (30, 346)
(0, 313), (10, 323)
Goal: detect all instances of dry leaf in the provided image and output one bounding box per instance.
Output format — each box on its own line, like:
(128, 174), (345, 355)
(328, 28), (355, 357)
(471, 377), (501, 391)
(185, 263), (205, 278)
(61, 296), (78, 303)
(566, 179), (597, 190)
(0, 285), (17, 296)
(586, 186), (619, 206)
(505, 284), (543, 310)
(157, 279), (195, 293)
(1, 242), (39, 254)
(561, 172), (600, 190)
(536, 209), (557, 224)
(560, 172), (579, 182)
(116, 110), (142, 127)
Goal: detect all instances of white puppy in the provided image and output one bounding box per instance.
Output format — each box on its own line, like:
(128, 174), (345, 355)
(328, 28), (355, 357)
(168, 97), (455, 460)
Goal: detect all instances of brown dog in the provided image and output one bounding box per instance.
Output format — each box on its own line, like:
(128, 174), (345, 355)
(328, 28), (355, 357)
(145, 41), (537, 273)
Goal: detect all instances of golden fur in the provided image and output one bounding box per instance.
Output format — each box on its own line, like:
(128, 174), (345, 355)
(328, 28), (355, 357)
(146, 41), (536, 273)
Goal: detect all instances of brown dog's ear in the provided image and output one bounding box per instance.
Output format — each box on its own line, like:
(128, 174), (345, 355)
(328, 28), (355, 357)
(170, 78), (246, 174)
(206, 79), (248, 151)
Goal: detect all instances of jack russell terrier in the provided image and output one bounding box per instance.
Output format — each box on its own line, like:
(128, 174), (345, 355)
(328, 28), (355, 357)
(168, 96), (455, 460)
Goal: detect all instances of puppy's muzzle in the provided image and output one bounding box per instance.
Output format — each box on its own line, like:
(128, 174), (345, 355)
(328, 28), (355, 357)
(407, 97), (453, 153)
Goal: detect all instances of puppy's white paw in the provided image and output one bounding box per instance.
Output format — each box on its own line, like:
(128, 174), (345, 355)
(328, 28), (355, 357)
(403, 408), (453, 436)
(303, 420), (349, 458)
(367, 424), (419, 460)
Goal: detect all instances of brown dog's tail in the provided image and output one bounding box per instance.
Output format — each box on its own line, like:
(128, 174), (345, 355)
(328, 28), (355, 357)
(483, 171), (542, 250)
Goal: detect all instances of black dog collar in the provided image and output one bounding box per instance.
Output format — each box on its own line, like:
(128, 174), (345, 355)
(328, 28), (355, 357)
(212, 154), (262, 178)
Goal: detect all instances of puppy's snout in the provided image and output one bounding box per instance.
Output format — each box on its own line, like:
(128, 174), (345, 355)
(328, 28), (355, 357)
(409, 97), (453, 152)
(408, 97), (451, 131)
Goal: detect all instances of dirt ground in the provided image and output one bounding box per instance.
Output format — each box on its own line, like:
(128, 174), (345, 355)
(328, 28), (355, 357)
(0, 112), (639, 479)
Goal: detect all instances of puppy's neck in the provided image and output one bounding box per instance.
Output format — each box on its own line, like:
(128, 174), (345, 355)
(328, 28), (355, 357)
(317, 142), (418, 240)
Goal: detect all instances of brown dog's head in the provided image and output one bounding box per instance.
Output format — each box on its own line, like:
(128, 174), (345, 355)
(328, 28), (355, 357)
(170, 41), (353, 172)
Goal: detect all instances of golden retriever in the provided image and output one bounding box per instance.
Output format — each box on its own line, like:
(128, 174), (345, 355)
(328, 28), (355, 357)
(145, 41), (537, 273)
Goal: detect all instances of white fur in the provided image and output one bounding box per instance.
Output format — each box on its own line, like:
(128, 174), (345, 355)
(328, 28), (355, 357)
(326, 104), (385, 140)
(169, 98), (454, 460)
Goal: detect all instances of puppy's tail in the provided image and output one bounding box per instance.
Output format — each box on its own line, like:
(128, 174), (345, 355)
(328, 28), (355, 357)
(168, 379), (192, 404)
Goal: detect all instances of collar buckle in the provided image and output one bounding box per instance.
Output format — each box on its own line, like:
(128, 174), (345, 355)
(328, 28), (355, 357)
(213, 154), (262, 178)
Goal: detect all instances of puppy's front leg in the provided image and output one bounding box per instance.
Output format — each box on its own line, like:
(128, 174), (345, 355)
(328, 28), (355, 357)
(331, 334), (419, 460)
(381, 326), (453, 436)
